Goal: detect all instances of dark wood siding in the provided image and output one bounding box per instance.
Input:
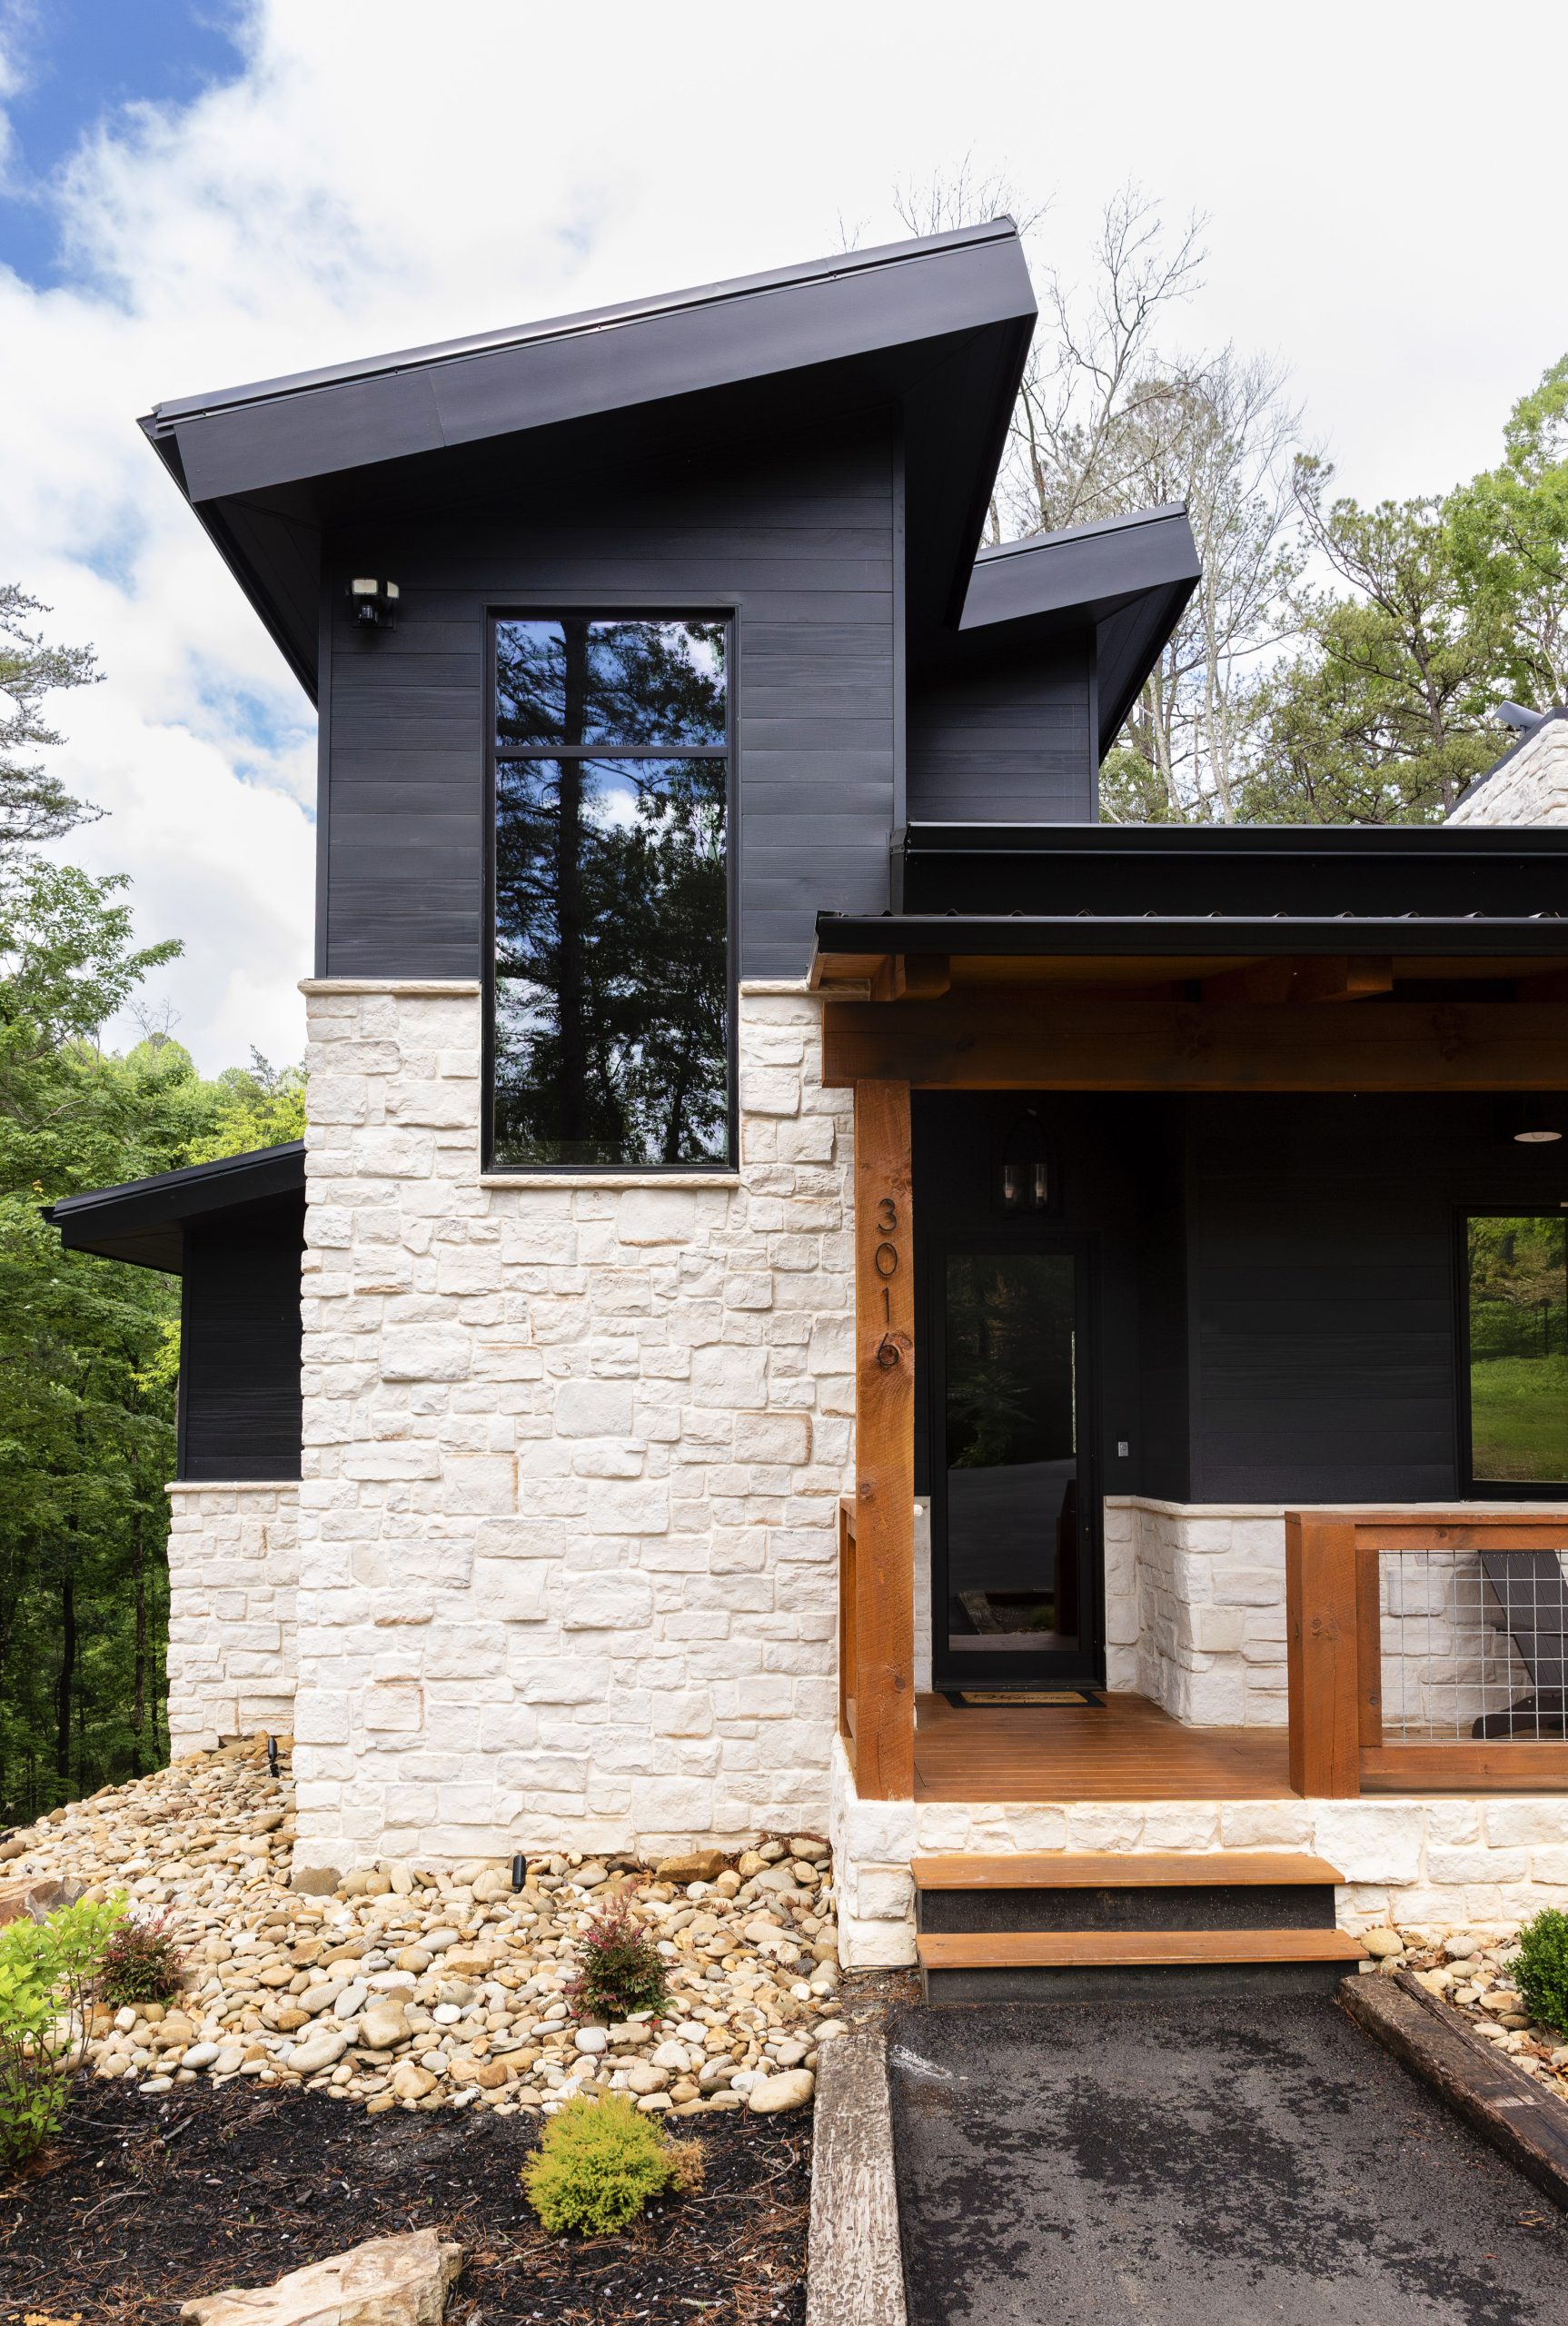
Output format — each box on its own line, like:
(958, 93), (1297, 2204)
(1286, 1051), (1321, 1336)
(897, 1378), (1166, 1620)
(321, 413), (899, 981)
(1184, 1094), (1568, 1503)
(179, 1198), (303, 1481)
(907, 638), (1093, 822)
(913, 1090), (1568, 1509)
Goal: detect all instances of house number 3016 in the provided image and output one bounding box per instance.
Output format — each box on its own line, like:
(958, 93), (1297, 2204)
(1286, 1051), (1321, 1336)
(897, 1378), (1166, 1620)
(874, 1195), (902, 1361)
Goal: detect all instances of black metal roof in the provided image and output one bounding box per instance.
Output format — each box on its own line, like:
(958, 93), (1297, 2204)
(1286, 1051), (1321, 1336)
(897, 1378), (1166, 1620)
(139, 221), (1039, 698)
(44, 1143), (305, 1273)
(818, 820), (1568, 959)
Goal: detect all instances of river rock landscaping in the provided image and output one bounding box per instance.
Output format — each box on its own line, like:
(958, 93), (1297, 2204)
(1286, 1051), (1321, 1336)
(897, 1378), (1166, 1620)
(1362, 1923), (1568, 2101)
(0, 1737), (841, 2121)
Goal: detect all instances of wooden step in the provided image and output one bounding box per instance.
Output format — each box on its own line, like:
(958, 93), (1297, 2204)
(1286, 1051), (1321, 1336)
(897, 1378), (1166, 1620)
(917, 1926), (1366, 1972)
(912, 1852), (1345, 1891)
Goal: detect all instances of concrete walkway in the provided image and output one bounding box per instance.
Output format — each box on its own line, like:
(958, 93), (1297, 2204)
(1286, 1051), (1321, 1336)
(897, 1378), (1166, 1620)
(890, 1994), (1568, 2324)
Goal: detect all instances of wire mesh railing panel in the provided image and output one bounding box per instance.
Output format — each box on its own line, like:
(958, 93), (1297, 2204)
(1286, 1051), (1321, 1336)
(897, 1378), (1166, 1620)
(1379, 1545), (1568, 1741)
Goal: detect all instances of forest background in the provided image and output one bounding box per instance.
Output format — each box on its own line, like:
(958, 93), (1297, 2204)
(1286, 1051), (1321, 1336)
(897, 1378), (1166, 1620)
(4, 190), (1567, 1822)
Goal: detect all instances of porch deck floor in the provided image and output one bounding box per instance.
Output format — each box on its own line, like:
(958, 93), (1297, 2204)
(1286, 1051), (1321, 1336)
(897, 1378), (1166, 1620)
(913, 1690), (1295, 1802)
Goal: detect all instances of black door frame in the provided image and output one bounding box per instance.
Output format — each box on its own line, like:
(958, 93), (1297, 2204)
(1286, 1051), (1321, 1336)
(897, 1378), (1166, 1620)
(926, 1227), (1106, 1691)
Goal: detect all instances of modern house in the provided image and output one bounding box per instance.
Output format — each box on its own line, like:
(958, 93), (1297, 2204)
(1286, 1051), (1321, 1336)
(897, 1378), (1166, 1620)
(49, 222), (1568, 1983)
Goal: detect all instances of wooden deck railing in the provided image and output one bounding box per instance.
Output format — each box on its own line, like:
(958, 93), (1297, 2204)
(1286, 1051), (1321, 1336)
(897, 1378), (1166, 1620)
(1287, 1509), (1568, 1796)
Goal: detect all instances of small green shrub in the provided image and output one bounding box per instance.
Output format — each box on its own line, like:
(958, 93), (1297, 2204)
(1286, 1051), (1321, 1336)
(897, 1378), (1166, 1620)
(97, 1911), (184, 2009)
(1513, 1907), (1568, 2033)
(522, 2093), (697, 2235)
(566, 1894), (670, 2022)
(0, 1894), (125, 2167)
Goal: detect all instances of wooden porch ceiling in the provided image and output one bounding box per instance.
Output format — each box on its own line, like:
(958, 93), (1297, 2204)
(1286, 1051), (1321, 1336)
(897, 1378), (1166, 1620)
(816, 953), (1568, 1090)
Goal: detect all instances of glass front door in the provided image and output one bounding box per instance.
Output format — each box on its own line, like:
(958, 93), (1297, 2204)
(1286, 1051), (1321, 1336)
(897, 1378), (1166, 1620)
(933, 1245), (1099, 1686)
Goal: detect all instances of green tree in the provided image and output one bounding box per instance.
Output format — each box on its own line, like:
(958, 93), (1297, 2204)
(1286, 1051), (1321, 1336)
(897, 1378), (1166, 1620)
(1450, 355), (1568, 709)
(0, 859), (184, 1199)
(186, 1051), (307, 1163)
(1235, 462), (1501, 823)
(0, 587), (101, 851)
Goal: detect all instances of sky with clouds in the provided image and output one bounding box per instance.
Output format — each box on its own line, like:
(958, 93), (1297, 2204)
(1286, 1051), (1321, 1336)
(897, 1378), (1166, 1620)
(1, 0), (1564, 1071)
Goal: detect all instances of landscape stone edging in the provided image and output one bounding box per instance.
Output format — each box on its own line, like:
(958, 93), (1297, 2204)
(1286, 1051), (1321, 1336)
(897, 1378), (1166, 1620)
(1341, 1968), (1568, 2210)
(805, 2026), (907, 2326)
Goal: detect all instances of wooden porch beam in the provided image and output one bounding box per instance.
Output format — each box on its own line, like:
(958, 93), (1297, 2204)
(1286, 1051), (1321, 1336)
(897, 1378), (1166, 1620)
(851, 1079), (915, 1800)
(822, 991), (1568, 1091)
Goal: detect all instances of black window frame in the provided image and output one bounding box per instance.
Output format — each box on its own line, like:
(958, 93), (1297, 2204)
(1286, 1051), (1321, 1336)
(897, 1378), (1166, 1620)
(483, 605), (739, 1177)
(1454, 1204), (1568, 1498)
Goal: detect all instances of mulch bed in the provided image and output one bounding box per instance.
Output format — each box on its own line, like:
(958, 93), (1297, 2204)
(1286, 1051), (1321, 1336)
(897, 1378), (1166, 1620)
(0, 2081), (809, 2324)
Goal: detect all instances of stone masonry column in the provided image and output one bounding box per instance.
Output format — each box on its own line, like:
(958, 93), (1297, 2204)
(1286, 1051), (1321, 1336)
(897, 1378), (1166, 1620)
(290, 978), (855, 1877)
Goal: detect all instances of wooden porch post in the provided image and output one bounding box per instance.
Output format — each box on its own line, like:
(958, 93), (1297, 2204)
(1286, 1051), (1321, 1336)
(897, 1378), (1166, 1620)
(851, 1079), (915, 1799)
(1285, 1512), (1362, 1797)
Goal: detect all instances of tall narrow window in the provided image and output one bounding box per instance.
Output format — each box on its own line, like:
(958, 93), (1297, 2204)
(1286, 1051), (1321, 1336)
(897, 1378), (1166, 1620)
(1464, 1214), (1568, 1486)
(491, 616), (731, 1169)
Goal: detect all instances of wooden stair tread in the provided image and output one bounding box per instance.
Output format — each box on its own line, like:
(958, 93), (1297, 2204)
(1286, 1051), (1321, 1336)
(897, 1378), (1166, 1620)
(917, 1927), (1366, 1970)
(911, 1852), (1345, 1891)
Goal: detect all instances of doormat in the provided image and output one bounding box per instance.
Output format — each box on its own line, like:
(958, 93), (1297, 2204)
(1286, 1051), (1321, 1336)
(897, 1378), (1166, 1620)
(942, 1687), (1104, 1709)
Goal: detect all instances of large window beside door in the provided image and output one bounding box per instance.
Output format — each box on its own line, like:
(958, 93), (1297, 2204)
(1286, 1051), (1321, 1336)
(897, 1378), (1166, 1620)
(1464, 1214), (1568, 1487)
(490, 615), (732, 1170)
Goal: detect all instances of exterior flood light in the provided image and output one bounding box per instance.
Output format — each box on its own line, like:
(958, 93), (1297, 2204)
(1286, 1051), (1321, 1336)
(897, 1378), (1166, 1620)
(347, 577), (400, 627)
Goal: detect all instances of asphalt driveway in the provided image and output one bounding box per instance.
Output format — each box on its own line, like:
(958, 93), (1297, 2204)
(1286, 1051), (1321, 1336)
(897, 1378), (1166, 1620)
(890, 1993), (1568, 2325)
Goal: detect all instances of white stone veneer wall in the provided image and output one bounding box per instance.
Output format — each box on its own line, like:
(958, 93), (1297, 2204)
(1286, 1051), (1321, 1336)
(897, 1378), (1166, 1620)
(1448, 712), (1568, 825)
(164, 1482), (300, 1753)
(830, 1735), (1568, 1967)
(291, 979), (852, 1874)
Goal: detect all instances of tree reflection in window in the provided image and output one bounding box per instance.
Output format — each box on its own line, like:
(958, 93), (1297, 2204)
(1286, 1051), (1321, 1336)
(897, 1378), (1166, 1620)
(492, 617), (729, 1168)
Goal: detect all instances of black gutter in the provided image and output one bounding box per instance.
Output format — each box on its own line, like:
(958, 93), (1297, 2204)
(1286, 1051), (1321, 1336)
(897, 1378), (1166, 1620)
(815, 913), (1568, 960)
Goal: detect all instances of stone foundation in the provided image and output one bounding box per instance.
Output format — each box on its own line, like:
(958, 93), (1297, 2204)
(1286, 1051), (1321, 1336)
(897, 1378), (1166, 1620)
(1103, 1496), (1546, 1731)
(1103, 1496), (1289, 1723)
(164, 1482), (299, 1751)
(291, 978), (852, 1873)
(829, 1736), (1568, 1968)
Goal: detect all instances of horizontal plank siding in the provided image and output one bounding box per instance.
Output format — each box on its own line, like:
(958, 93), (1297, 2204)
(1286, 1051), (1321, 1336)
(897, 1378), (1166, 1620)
(908, 647), (1094, 822)
(323, 413), (900, 979)
(180, 1200), (304, 1482)
(1186, 1093), (1568, 1502)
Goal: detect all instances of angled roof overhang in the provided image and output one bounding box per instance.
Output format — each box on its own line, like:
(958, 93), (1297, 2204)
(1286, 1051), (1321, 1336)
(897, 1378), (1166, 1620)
(140, 223), (1038, 700)
(43, 1143), (305, 1273)
(922, 506), (1200, 755)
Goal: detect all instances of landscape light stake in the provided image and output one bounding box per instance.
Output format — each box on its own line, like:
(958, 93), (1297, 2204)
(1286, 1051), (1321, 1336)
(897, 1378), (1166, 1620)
(511, 1853), (528, 1892)
(266, 1736), (279, 1779)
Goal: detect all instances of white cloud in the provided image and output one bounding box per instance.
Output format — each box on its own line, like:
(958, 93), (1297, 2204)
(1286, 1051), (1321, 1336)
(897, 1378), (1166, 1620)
(2, 0), (1564, 1066)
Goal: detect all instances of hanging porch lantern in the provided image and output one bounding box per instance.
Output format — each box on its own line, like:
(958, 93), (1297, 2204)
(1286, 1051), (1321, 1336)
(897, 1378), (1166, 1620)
(999, 1108), (1055, 1214)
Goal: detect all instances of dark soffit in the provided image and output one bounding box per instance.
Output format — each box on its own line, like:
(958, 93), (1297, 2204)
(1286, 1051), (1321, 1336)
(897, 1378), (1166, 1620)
(139, 222), (1039, 700)
(43, 1142), (306, 1274)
